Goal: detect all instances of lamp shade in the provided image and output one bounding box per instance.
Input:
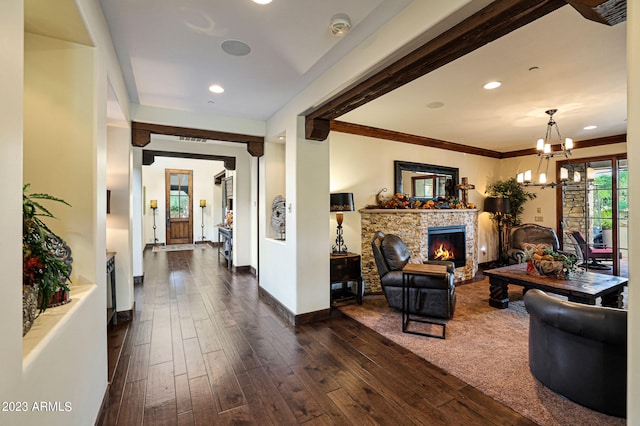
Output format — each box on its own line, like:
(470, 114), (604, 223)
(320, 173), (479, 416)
(484, 196), (511, 214)
(200, 199), (206, 207)
(150, 199), (158, 209)
(330, 192), (354, 212)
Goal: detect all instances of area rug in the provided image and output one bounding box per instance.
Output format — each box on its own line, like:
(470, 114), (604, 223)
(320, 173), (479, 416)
(339, 279), (626, 426)
(152, 243), (212, 252)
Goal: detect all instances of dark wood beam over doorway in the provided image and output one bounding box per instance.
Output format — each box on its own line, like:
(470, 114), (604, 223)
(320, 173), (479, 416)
(132, 121), (264, 157)
(304, 0), (567, 141)
(142, 150), (236, 170)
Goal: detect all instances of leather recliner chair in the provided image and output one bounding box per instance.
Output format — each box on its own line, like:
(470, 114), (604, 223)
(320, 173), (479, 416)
(371, 231), (456, 319)
(507, 223), (561, 264)
(524, 289), (627, 418)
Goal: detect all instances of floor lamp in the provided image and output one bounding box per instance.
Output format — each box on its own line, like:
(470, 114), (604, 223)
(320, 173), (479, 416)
(150, 200), (158, 245)
(200, 199), (206, 241)
(484, 196), (511, 266)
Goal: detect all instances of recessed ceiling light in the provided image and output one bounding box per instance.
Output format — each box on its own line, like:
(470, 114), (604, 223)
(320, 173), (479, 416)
(208, 84), (224, 94)
(483, 81), (502, 90)
(222, 40), (251, 56)
(584, 125), (598, 130)
(427, 101), (445, 109)
(252, 0), (272, 4)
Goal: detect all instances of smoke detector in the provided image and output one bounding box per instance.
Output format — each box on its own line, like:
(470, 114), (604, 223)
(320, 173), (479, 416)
(329, 13), (351, 37)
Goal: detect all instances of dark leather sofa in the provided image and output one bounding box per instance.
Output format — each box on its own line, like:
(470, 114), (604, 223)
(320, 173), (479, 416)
(371, 231), (456, 319)
(524, 289), (627, 418)
(507, 223), (561, 264)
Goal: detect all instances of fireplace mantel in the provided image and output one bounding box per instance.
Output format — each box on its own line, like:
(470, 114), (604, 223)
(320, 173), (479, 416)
(360, 209), (479, 293)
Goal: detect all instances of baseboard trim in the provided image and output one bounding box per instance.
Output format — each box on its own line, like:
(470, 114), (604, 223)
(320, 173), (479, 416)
(95, 383), (110, 426)
(258, 287), (330, 326)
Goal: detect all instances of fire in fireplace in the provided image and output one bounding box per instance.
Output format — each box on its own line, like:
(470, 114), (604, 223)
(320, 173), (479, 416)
(427, 225), (466, 268)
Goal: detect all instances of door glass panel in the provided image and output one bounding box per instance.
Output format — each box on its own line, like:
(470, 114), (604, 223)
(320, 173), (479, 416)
(169, 173), (190, 218)
(561, 160), (616, 274)
(618, 159), (628, 277)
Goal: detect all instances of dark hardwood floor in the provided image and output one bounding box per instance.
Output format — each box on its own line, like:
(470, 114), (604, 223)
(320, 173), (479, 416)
(100, 248), (535, 425)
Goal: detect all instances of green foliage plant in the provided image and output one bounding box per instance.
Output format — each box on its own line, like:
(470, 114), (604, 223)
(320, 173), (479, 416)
(485, 177), (536, 227)
(23, 184), (72, 312)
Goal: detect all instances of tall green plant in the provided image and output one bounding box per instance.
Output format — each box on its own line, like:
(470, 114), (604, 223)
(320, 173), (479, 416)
(485, 178), (536, 227)
(23, 184), (72, 312)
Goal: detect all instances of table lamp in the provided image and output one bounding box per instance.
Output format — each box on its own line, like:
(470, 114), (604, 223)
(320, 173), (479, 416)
(330, 192), (354, 254)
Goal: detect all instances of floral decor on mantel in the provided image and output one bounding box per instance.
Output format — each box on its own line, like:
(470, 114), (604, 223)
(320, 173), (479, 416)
(22, 184), (72, 336)
(369, 188), (476, 210)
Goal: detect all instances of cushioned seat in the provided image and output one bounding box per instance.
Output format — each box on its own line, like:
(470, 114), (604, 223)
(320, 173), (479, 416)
(371, 231), (456, 319)
(507, 224), (560, 264)
(524, 289), (627, 418)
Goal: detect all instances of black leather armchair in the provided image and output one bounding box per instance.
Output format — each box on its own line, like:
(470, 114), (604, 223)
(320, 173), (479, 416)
(507, 224), (560, 264)
(371, 231), (456, 319)
(524, 289), (627, 418)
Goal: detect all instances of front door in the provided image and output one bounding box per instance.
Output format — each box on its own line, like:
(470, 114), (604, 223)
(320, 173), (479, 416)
(165, 169), (193, 245)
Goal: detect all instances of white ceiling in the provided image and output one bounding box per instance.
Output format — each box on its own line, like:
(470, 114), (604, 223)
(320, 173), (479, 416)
(100, 1), (627, 153)
(100, 0), (411, 121)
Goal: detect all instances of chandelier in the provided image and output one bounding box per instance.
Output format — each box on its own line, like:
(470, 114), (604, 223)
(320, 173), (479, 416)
(517, 109), (592, 188)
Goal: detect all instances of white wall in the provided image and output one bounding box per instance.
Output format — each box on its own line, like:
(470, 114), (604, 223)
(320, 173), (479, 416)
(12, 19), (107, 426)
(141, 156), (225, 245)
(329, 132), (500, 263)
(627, 1), (639, 422)
(107, 125), (134, 312)
(132, 148), (144, 278)
(264, 141), (286, 240)
(0, 0), (25, 411)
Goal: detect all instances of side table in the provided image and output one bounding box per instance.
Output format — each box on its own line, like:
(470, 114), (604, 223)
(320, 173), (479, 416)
(402, 263), (448, 339)
(330, 253), (363, 306)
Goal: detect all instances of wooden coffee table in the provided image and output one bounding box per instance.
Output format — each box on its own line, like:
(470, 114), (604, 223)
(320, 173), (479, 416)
(483, 263), (626, 309)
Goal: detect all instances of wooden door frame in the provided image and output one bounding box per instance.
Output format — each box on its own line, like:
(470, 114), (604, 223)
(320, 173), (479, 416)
(165, 169), (194, 245)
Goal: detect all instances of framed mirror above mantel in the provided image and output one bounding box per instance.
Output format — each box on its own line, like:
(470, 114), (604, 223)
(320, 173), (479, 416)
(394, 160), (459, 200)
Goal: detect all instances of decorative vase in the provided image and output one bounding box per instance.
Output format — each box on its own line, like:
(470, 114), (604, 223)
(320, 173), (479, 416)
(23, 285), (38, 336)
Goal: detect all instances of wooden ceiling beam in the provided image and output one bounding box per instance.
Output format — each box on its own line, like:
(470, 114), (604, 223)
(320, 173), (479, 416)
(131, 121), (264, 157)
(566, 0), (626, 26)
(142, 150), (236, 170)
(332, 121), (626, 159)
(305, 0), (567, 141)
(331, 121), (503, 158)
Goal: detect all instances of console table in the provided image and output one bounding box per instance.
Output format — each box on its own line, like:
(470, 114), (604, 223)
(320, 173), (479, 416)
(217, 227), (232, 268)
(106, 252), (117, 325)
(330, 253), (363, 306)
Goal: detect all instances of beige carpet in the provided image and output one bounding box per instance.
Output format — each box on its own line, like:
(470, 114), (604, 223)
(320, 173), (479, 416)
(339, 279), (626, 426)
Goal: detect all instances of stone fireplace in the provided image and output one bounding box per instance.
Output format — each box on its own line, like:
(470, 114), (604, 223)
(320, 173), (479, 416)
(361, 209), (478, 293)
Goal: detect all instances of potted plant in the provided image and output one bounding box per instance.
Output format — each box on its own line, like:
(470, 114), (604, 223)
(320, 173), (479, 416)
(485, 178), (537, 263)
(23, 184), (72, 335)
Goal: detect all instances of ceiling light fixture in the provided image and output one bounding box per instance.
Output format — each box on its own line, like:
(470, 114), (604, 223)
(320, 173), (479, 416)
(584, 125), (598, 130)
(517, 109), (585, 189)
(208, 84), (224, 94)
(483, 81), (502, 90)
(252, 0), (272, 4)
(329, 13), (351, 37)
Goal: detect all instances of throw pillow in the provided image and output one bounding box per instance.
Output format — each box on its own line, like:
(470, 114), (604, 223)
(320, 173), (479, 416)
(521, 242), (551, 253)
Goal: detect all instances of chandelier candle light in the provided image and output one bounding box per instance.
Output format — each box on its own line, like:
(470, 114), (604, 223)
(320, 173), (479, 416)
(517, 109), (592, 188)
